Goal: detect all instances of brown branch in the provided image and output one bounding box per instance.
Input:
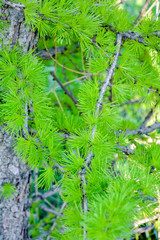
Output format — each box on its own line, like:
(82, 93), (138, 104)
(51, 72), (79, 105)
(135, 0), (151, 24)
(65, 55), (83, 72)
(140, 101), (158, 129)
(39, 205), (65, 217)
(37, 46), (67, 59)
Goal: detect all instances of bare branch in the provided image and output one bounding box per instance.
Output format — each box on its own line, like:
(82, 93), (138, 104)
(1, 0), (25, 9)
(134, 215), (159, 228)
(32, 188), (61, 202)
(106, 26), (160, 49)
(85, 33), (123, 166)
(37, 46), (67, 59)
(80, 34), (122, 240)
(119, 99), (142, 106)
(135, 0), (151, 24)
(154, 9), (160, 20)
(39, 205), (65, 217)
(51, 72), (79, 105)
(47, 202), (66, 240)
(118, 145), (133, 155)
(133, 224), (154, 234)
(140, 102), (158, 129)
(65, 55), (83, 72)
(125, 121), (160, 136)
(141, 1), (157, 20)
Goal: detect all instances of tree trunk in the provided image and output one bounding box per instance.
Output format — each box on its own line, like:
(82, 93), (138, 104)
(0, 4), (37, 240)
(0, 127), (31, 240)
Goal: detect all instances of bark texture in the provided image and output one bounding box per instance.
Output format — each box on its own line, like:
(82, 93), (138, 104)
(0, 127), (31, 240)
(0, 4), (37, 240)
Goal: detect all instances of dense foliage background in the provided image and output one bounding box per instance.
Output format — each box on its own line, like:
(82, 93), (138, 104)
(0, 0), (160, 239)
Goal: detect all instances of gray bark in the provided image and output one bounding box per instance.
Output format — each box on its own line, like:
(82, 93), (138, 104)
(0, 127), (31, 240)
(0, 3), (38, 240)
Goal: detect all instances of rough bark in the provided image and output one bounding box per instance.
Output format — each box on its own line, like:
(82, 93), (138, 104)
(0, 127), (31, 240)
(0, 4), (38, 240)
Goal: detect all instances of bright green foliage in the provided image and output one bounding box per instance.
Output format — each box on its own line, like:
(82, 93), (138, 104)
(0, 183), (17, 199)
(0, 0), (160, 239)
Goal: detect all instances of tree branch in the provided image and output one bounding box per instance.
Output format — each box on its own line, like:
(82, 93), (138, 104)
(106, 26), (160, 49)
(39, 205), (65, 217)
(51, 72), (79, 105)
(134, 215), (159, 228)
(118, 120), (160, 155)
(46, 202), (66, 240)
(125, 121), (160, 136)
(135, 0), (151, 24)
(119, 99), (142, 106)
(85, 33), (123, 166)
(118, 145), (133, 155)
(1, 0), (25, 9)
(133, 224), (154, 234)
(32, 188), (61, 202)
(140, 102), (158, 129)
(80, 34), (122, 240)
(37, 46), (67, 59)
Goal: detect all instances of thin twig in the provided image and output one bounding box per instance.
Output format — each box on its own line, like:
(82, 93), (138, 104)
(42, 38), (107, 76)
(46, 202), (66, 240)
(62, 76), (86, 86)
(39, 205), (65, 217)
(125, 121), (160, 136)
(22, 102), (28, 137)
(85, 34), (110, 58)
(53, 89), (64, 112)
(135, 0), (151, 24)
(85, 33), (122, 166)
(133, 224), (154, 234)
(65, 54), (83, 72)
(47, 76), (86, 94)
(119, 99), (142, 106)
(134, 215), (159, 228)
(154, 9), (160, 20)
(140, 101), (158, 129)
(81, 47), (85, 72)
(154, 0), (160, 21)
(37, 46), (67, 59)
(51, 72), (79, 105)
(32, 188), (61, 202)
(1, 0), (25, 9)
(54, 38), (57, 75)
(140, 1), (157, 22)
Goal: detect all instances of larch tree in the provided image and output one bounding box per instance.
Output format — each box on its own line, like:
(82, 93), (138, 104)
(0, 0), (160, 240)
